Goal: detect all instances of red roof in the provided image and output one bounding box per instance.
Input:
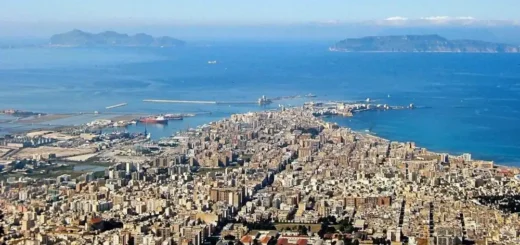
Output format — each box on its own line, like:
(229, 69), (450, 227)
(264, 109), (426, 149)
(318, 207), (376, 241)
(260, 236), (271, 244)
(323, 233), (334, 239)
(241, 236), (253, 244)
(277, 238), (288, 245)
(297, 239), (308, 245)
(89, 217), (103, 224)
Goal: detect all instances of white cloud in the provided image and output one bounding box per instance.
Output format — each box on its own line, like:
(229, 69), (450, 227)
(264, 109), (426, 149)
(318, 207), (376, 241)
(379, 16), (479, 25)
(420, 16), (451, 21)
(419, 16), (476, 22)
(385, 16), (408, 21)
(455, 16), (476, 20)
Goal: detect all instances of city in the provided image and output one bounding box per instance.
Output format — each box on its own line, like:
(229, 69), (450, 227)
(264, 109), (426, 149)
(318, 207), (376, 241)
(0, 106), (519, 244)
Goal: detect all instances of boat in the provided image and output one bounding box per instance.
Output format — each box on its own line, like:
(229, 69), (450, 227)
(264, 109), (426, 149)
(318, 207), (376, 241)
(305, 93), (317, 98)
(139, 116), (168, 124)
(208, 60), (217, 64)
(164, 114), (183, 120)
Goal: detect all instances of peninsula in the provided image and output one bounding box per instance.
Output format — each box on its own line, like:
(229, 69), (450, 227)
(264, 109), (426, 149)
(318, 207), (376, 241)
(1, 105), (519, 244)
(49, 29), (185, 47)
(331, 34), (520, 53)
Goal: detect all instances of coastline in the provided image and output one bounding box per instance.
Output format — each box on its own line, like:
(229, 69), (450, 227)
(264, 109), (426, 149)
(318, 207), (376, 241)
(328, 48), (519, 53)
(312, 109), (520, 173)
(322, 115), (520, 169)
(3, 104), (519, 170)
(170, 106), (520, 171)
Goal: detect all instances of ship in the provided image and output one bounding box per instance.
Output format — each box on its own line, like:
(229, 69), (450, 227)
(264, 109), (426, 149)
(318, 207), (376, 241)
(305, 93), (317, 98)
(139, 116), (168, 124)
(164, 114), (184, 120)
(208, 60), (217, 64)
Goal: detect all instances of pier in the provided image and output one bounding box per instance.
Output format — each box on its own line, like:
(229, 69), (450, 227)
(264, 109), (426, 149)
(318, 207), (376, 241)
(105, 103), (128, 109)
(143, 99), (260, 105)
(143, 99), (217, 104)
(143, 94), (314, 106)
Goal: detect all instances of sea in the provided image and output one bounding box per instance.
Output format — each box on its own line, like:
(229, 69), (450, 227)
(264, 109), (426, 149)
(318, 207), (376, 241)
(1, 41), (520, 165)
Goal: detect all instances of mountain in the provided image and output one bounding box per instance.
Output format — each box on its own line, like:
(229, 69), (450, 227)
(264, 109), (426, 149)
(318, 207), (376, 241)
(49, 29), (185, 47)
(331, 34), (520, 53)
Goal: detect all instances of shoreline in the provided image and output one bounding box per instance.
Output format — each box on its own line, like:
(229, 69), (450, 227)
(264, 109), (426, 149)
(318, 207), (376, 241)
(322, 116), (517, 169)
(311, 109), (517, 170)
(2, 105), (519, 169)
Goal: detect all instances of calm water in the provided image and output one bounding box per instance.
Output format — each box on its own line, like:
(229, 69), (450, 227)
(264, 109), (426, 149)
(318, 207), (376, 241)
(1, 42), (520, 164)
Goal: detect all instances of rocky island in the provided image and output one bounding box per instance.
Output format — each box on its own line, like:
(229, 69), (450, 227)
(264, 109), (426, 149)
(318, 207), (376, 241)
(331, 34), (520, 53)
(49, 29), (185, 47)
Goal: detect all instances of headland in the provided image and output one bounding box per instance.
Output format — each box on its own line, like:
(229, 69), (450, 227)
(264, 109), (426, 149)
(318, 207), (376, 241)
(49, 29), (185, 47)
(331, 34), (520, 53)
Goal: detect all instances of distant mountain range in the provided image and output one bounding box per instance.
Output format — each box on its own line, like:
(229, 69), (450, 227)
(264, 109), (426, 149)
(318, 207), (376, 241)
(49, 29), (185, 47)
(331, 34), (520, 53)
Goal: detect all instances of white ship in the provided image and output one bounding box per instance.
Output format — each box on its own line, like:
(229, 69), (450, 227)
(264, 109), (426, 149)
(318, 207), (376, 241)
(208, 60), (217, 64)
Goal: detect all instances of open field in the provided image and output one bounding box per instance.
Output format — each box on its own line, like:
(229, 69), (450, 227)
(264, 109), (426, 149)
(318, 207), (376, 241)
(63, 153), (99, 162)
(19, 114), (75, 124)
(0, 148), (12, 158)
(26, 131), (77, 140)
(12, 146), (96, 159)
(0, 162), (109, 180)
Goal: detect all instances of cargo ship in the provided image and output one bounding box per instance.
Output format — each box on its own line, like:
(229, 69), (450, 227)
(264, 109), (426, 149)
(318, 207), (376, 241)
(139, 116), (168, 124)
(164, 114), (184, 120)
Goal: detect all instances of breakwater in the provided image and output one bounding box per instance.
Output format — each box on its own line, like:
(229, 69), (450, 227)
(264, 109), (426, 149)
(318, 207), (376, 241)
(105, 103), (128, 109)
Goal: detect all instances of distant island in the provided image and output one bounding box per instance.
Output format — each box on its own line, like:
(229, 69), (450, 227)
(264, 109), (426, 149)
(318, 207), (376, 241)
(49, 29), (185, 47)
(331, 34), (520, 53)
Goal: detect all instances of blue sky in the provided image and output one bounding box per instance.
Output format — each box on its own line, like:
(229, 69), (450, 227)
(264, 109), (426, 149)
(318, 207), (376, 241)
(2, 0), (519, 24)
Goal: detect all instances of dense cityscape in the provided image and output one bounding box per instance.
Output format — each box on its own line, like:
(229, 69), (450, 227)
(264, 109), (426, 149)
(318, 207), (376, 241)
(0, 105), (519, 245)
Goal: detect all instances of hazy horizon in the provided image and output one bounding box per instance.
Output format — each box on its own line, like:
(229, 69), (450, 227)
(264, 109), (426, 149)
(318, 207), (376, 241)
(2, 23), (520, 45)
(2, 0), (520, 42)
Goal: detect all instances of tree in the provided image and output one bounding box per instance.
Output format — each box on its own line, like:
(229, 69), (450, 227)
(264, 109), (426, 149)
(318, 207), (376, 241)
(298, 225), (308, 235)
(223, 235), (236, 240)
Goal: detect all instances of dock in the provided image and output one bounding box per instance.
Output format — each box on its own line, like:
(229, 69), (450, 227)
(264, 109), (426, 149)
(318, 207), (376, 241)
(143, 94), (313, 106)
(105, 103), (128, 109)
(143, 99), (217, 104)
(143, 99), (256, 105)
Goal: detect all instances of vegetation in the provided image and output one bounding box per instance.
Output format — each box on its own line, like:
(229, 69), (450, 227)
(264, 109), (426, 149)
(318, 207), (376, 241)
(50, 29), (185, 47)
(333, 35), (520, 53)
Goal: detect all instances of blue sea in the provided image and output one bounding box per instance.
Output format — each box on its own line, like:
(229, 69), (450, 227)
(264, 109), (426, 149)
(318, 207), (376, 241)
(1, 42), (520, 165)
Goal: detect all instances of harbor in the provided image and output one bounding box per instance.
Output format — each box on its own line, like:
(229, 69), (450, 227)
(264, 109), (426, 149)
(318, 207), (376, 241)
(144, 94), (314, 106)
(1, 94), (424, 139)
(305, 99), (417, 117)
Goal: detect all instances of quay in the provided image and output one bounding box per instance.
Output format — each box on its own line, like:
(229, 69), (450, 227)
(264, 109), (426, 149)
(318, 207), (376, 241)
(144, 96), (271, 105)
(105, 103), (128, 109)
(143, 95), (312, 106)
(143, 99), (217, 104)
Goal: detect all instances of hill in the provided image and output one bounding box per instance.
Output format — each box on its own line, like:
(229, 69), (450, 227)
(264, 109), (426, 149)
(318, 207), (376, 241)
(50, 30), (185, 47)
(331, 34), (520, 53)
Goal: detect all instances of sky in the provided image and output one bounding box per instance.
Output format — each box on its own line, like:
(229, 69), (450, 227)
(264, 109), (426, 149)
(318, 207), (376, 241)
(1, 0), (519, 40)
